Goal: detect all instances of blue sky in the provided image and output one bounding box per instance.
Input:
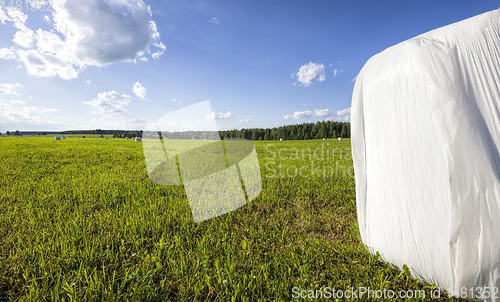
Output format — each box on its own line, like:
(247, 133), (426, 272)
(0, 0), (498, 132)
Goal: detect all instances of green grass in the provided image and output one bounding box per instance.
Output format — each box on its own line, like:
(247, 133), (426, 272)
(0, 137), (458, 301)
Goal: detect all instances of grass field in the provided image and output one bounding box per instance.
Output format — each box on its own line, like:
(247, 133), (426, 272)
(0, 136), (458, 301)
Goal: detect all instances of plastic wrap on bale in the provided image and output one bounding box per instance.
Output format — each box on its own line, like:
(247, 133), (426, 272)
(351, 7), (500, 301)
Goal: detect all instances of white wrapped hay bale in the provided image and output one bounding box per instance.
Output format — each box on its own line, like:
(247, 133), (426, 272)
(55, 136), (60, 140)
(279, 138), (283, 141)
(125, 137), (129, 140)
(337, 137), (343, 141)
(61, 136), (66, 139)
(352, 8), (500, 301)
(135, 137), (141, 142)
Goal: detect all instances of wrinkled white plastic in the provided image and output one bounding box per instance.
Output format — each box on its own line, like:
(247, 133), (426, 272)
(352, 8), (500, 301)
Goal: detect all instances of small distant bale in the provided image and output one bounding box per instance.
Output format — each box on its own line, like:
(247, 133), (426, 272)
(323, 138), (325, 140)
(62, 136), (66, 139)
(338, 137), (343, 141)
(135, 137), (141, 142)
(104, 137), (108, 139)
(280, 138), (283, 141)
(55, 136), (61, 140)
(125, 137), (129, 139)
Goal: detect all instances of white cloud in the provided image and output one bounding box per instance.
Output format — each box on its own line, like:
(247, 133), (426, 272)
(210, 17), (221, 25)
(121, 118), (147, 125)
(302, 103), (311, 107)
(314, 109), (334, 117)
(83, 91), (131, 119)
(132, 82), (148, 100)
(0, 1), (166, 79)
(295, 62), (325, 87)
(13, 27), (35, 49)
(0, 9), (8, 24)
(284, 111), (313, 119)
(337, 107), (351, 116)
(284, 108), (342, 120)
(10, 100), (25, 105)
(0, 103), (59, 124)
(239, 118), (253, 123)
(0, 83), (21, 95)
(333, 69), (338, 77)
(151, 42), (165, 59)
(43, 15), (51, 23)
(0, 48), (16, 59)
(171, 98), (176, 102)
(86, 80), (91, 85)
(207, 111), (233, 119)
(352, 75), (358, 82)
(15, 48), (79, 79)
(324, 107), (351, 122)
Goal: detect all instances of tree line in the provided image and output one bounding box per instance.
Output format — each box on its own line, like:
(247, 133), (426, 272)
(112, 131), (143, 138)
(3, 121), (351, 141)
(220, 121), (350, 141)
(155, 121), (350, 141)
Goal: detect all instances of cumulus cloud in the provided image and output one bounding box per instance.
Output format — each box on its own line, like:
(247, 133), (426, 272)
(323, 107), (351, 122)
(283, 111), (313, 119)
(207, 111), (233, 119)
(333, 69), (338, 77)
(295, 62), (325, 87)
(0, 1), (166, 79)
(0, 48), (16, 59)
(132, 82), (148, 100)
(83, 91), (131, 119)
(239, 118), (253, 123)
(337, 107), (351, 116)
(0, 83), (21, 95)
(314, 109), (334, 117)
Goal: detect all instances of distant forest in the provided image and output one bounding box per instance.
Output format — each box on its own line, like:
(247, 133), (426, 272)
(149, 121), (350, 140)
(4, 121), (350, 141)
(219, 121), (349, 141)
